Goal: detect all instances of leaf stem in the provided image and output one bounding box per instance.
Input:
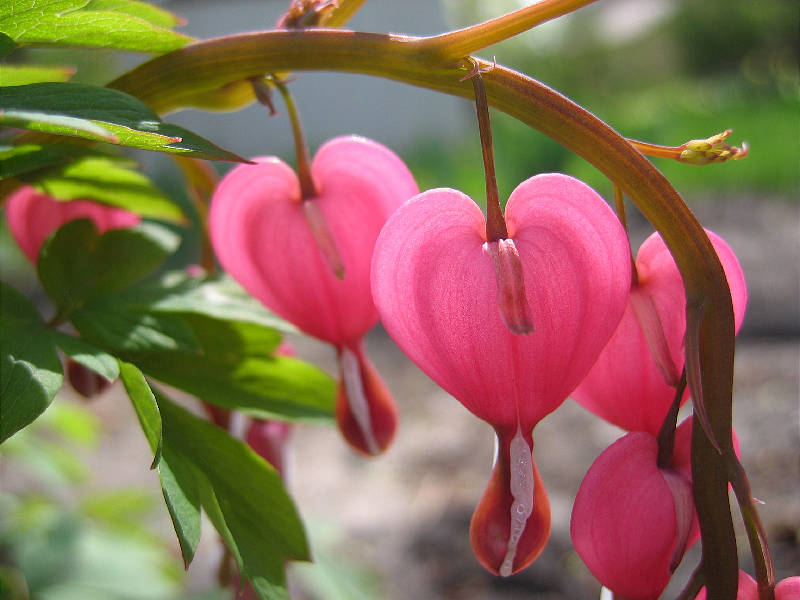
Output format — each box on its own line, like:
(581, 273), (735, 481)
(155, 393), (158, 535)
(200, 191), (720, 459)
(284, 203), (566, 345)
(419, 0), (599, 62)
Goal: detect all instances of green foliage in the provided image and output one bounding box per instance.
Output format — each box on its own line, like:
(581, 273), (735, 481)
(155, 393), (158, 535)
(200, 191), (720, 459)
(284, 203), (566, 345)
(0, 143), (88, 180)
(38, 219), (181, 316)
(0, 0), (192, 53)
(24, 155), (187, 222)
(0, 64), (75, 85)
(121, 371), (311, 600)
(0, 282), (63, 442)
(50, 331), (119, 382)
(0, 83), (249, 161)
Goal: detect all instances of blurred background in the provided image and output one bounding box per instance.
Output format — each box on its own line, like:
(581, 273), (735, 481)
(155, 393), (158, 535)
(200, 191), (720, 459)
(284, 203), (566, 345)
(1, 1), (798, 598)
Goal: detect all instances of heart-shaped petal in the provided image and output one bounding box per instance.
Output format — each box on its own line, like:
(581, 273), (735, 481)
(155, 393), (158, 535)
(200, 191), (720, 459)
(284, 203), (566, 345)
(6, 186), (140, 264)
(209, 135), (418, 346)
(572, 229), (747, 435)
(371, 173), (631, 430)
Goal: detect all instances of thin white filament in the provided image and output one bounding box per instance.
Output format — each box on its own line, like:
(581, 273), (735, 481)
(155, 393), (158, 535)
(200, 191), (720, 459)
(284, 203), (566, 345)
(341, 347), (380, 455)
(499, 428), (534, 576)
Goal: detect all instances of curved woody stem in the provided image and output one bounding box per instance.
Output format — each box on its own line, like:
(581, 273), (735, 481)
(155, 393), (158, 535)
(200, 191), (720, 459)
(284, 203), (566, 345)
(109, 23), (746, 600)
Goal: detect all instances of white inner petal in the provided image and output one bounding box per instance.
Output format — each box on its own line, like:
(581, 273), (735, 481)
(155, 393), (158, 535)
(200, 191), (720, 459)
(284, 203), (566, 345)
(341, 347), (380, 455)
(499, 428), (535, 576)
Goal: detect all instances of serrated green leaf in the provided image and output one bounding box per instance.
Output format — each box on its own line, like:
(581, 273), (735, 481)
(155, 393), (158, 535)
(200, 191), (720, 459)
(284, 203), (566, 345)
(0, 32), (15, 57)
(0, 83), (249, 161)
(0, 64), (75, 85)
(0, 281), (63, 443)
(118, 360), (162, 468)
(129, 314), (335, 423)
(0, 0), (193, 53)
(49, 331), (119, 381)
(38, 219), (180, 315)
(26, 155), (186, 222)
(157, 390), (309, 597)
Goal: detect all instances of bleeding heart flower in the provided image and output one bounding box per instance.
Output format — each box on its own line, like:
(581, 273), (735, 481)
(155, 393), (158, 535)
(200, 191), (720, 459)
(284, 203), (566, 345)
(570, 420), (696, 600)
(67, 359), (112, 399)
(209, 135), (418, 455)
(371, 173), (631, 575)
(571, 229), (747, 435)
(5, 186), (141, 263)
(695, 572), (800, 600)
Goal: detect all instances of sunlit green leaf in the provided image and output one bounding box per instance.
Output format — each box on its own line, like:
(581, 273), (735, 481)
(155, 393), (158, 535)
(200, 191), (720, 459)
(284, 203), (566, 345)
(117, 272), (295, 331)
(118, 360), (162, 468)
(26, 155), (186, 222)
(128, 314), (335, 423)
(0, 83), (248, 161)
(50, 331), (119, 382)
(0, 64), (75, 85)
(0, 282), (63, 443)
(0, 143), (76, 180)
(71, 305), (199, 353)
(38, 219), (180, 315)
(156, 390), (310, 598)
(158, 446), (202, 568)
(0, 0), (193, 53)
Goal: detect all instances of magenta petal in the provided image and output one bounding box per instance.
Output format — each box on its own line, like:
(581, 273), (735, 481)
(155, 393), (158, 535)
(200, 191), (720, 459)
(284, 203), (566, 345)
(209, 136), (418, 346)
(572, 228), (747, 435)
(372, 174), (630, 430)
(5, 186), (140, 263)
(571, 432), (693, 600)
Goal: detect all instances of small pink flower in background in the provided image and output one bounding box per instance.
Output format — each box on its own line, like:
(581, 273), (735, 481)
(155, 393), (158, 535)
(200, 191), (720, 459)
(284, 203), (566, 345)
(371, 173), (631, 575)
(570, 419), (697, 600)
(209, 135), (418, 455)
(66, 359), (112, 399)
(5, 186), (141, 263)
(695, 571), (800, 600)
(571, 229), (747, 435)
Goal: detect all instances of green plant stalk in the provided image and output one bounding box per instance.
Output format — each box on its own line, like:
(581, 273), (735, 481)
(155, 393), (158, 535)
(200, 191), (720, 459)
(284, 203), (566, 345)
(109, 29), (741, 599)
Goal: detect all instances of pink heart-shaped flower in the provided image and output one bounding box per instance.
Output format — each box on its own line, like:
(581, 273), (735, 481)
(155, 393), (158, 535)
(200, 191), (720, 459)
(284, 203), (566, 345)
(570, 427), (696, 600)
(5, 186), (141, 263)
(209, 135), (418, 454)
(571, 229), (747, 435)
(371, 173), (631, 574)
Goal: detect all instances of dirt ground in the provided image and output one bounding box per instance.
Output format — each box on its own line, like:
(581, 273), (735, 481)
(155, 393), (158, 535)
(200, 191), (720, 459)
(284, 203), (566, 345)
(5, 195), (798, 599)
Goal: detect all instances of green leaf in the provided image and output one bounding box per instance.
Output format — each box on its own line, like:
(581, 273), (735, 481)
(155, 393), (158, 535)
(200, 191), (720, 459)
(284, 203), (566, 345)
(82, 0), (185, 29)
(26, 155), (186, 222)
(157, 446), (202, 567)
(118, 360), (162, 468)
(0, 108), (119, 142)
(0, 143), (75, 180)
(0, 0), (193, 53)
(0, 32), (16, 57)
(71, 306), (198, 353)
(0, 83), (249, 161)
(0, 64), (75, 85)
(157, 390), (310, 597)
(129, 314), (335, 423)
(118, 272), (296, 331)
(49, 331), (119, 381)
(0, 281), (63, 443)
(38, 219), (180, 316)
